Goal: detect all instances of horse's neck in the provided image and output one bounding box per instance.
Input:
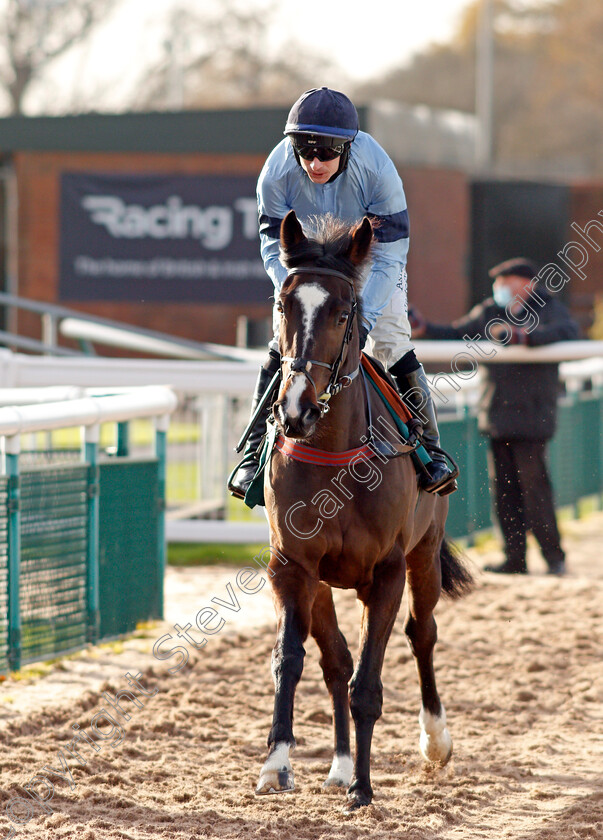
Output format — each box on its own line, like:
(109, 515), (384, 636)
(308, 376), (368, 451)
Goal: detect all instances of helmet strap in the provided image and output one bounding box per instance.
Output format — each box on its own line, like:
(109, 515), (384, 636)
(328, 143), (351, 182)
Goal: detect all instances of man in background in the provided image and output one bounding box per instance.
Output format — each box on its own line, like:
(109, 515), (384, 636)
(411, 258), (580, 576)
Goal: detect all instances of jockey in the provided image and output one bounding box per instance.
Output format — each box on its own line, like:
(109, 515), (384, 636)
(229, 87), (457, 498)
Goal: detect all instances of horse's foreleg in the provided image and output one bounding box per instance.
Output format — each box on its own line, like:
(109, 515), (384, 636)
(405, 540), (452, 765)
(256, 563), (317, 796)
(310, 583), (354, 788)
(346, 551), (405, 812)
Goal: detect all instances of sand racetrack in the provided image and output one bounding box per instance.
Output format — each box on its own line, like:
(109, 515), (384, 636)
(1, 514), (602, 840)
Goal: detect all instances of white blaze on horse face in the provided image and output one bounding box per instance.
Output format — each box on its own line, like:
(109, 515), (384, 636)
(294, 283), (329, 355)
(283, 374), (307, 420)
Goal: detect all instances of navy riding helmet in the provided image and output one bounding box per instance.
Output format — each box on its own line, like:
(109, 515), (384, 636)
(284, 87), (359, 180)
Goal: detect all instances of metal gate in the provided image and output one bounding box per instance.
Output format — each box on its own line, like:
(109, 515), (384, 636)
(0, 386), (175, 673)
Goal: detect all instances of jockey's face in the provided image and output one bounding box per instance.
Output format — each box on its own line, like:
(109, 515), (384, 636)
(299, 153), (341, 184)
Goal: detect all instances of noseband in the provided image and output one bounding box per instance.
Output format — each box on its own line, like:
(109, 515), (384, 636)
(280, 266), (360, 416)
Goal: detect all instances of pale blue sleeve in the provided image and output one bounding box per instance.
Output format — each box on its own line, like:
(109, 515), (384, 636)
(360, 157), (410, 331)
(257, 160), (289, 292)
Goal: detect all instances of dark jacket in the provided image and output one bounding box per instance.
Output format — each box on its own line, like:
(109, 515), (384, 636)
(424, 290), (580, 440)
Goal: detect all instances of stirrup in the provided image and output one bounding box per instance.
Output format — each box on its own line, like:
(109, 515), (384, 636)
(423, 471), (458, 497)
(421, 445), (459, 496)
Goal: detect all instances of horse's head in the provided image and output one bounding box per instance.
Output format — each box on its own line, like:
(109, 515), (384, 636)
(274, 210), (373, 439)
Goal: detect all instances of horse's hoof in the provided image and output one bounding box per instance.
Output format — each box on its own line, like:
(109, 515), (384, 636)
(324, 754), (353, 788)
(419, 707), (453, 765)
(342, 792), (371, 814)
(255, 769), (295, 795)
(421, 735), (453, 766)
(342, 780), (372, 814)
(256, 742), (295, 795)
(255, 771), (295, 795)
(322, 775), (349, 787)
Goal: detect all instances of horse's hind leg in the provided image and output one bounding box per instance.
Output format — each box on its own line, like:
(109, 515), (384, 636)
(310, 583), (354, 788)
(405, 534), (453, 765)
(256, 561), (318, 796)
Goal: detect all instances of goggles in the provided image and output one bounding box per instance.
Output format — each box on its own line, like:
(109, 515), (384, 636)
(290, 137), (347, 161)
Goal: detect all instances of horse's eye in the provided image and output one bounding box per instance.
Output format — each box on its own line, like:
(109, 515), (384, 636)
(338, 312), (350, 326)
(276, 301), (284, 315)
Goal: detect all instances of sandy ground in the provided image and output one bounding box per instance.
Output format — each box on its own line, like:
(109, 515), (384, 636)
(1, 514), (602, 840)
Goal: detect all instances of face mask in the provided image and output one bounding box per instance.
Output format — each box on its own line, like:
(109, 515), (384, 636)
(493, 284), (513, 308)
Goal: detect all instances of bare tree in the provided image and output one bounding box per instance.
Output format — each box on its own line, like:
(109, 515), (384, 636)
(135, 0), (339, 111)
(0, 0), (115, 114)
(353, 0), (603, 177)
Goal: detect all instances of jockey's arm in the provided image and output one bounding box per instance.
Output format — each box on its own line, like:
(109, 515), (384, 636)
(360, 156), (410, 333)
(257, 161), (288, 293)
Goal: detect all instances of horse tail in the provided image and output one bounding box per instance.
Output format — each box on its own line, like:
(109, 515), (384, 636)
(439, 538), (474, 599)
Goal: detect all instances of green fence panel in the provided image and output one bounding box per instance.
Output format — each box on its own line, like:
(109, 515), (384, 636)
(441, 413), (491, 539)
(548, 400), (576, 507)
(549, 394), (602, 506)
(98, 458), (162, 639)
(572, 395), (601, 499)
(19, 465), (88, 665)
(0, 478), (8, 674)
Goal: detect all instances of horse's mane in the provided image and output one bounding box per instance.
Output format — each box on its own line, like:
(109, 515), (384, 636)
(280, 214), (373, 291)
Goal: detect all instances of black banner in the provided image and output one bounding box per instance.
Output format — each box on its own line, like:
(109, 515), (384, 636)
(59, 172), (272, 303)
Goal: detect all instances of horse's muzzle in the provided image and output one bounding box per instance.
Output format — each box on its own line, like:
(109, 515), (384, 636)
(274, 401), (321, 439)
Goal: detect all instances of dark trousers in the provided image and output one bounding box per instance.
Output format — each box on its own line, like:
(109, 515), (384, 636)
(489, 439), (565, 571)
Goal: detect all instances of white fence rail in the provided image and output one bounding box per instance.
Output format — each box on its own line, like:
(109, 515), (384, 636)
(2, 342), (603, 392)
(0, 386), (177, 439)
(1, 345), (602, 544)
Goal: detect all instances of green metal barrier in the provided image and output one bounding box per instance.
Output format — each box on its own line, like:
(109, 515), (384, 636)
(441, 390), (603, 540)
(19, 465), (88, 665)
(0, 478), (8, 674)
(549, 393), (603, 511)
(441, 410), (491, 540)
(98, 459), (162, 639)
(0, 424), (169, 673)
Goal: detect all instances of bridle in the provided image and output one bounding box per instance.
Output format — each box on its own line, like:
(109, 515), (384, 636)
(280, 266), (359, 416)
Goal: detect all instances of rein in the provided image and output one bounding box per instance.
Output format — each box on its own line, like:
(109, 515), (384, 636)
(281, 266), (359, 414)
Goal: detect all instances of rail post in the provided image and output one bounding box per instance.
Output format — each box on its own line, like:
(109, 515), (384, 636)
(464, 405), (479, 545)
(155, 415), (169, 619)
(6, 434), (21, 672)
(572, 392), (581, 520)
(116, 421), (129, 457)
(598, 385), (603, 511)
(83, 424), (100, 644)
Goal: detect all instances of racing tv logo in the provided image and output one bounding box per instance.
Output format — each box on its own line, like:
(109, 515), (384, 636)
(81, 195), (258, 251)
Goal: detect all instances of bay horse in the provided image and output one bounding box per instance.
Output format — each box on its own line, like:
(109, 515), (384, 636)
(256, 210), (472, 812)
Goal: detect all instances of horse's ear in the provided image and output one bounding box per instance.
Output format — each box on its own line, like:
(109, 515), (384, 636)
(281, 210), (306, 253)
(347, 216), (374, 266)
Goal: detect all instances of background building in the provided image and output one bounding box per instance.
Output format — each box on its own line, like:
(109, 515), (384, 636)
(0, 104), (600, 351)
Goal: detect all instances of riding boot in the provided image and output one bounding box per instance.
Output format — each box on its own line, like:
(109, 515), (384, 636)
(390, 362), (458, 496)
(228, 350), (280, 500)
